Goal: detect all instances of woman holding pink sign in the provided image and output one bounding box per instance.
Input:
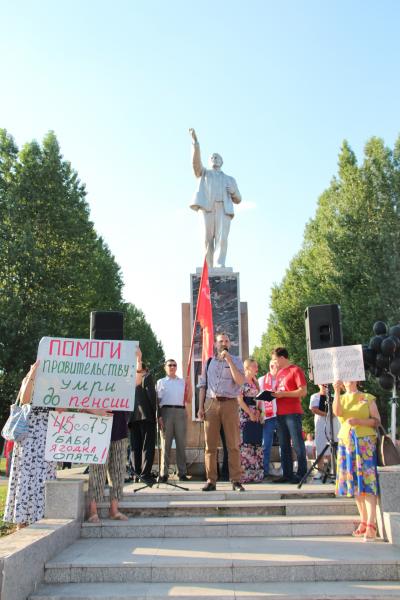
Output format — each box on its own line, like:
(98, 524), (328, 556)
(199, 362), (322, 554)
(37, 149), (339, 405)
(86, 347), (143, 523)
(4, 361), (57, 529)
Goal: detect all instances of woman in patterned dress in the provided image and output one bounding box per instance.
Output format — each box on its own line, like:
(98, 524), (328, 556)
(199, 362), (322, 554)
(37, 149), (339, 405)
(332, 380), (381, 542)
(4, 361), (56, 529)
(238, 359), (264, 483)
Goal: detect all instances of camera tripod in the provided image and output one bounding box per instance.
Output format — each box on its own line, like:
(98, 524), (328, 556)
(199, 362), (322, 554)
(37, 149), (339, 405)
(298, 385), (337, 488)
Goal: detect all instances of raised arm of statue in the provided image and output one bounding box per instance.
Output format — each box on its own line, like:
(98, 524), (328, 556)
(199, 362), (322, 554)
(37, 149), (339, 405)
(189, 128), (198, 144)
(189, 128), (203, 178)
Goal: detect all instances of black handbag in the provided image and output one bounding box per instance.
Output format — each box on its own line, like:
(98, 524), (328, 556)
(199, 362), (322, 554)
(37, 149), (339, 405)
(376, 425), (400, 467)
(243, 420), (263, 445)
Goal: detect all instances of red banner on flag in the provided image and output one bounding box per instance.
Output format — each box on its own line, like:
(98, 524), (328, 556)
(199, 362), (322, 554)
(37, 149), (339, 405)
(185, 257), (214, 403)
(196, 259), (214, 365)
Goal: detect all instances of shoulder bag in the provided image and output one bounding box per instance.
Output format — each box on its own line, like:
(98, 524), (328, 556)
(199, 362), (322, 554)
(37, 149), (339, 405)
(376, 424), (400, 467)
(1, 391), (32, 442)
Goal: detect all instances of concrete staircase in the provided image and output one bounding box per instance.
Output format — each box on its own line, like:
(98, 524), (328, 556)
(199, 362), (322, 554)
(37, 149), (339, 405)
(30, 483), (400, 599)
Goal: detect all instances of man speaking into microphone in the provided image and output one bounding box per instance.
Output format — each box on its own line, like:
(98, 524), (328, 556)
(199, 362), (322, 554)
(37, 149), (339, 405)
(197, 333), (245, 491)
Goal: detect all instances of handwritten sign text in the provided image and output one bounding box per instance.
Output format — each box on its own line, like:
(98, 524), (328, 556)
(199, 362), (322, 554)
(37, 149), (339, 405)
(311, 344), (365, 384)
(45, 411), (113, 464)
(33, 337), (137, 410)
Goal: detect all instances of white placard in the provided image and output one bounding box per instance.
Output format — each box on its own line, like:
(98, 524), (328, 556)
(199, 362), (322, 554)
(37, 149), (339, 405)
(32, 337), (137, 410)
(45, 411), (112, 464)
(310, 344), (365, 384)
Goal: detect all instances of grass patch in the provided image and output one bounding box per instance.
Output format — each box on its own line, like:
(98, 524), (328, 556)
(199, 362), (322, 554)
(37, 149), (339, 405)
(0, 484), (15, 537)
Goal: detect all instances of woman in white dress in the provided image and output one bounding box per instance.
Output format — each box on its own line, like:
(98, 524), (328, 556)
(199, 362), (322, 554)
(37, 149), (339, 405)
(4, 361), (56, 529)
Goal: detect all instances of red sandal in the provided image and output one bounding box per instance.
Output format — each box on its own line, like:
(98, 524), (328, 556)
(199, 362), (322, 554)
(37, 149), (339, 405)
(352, 521), (367, 537)
(363, 523), (377, 542)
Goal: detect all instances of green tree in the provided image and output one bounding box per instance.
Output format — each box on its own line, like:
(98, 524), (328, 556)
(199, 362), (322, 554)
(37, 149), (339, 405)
(0, 130), (164, 436)
(255, 136), (400, 431)
(123, 302), (165, 377)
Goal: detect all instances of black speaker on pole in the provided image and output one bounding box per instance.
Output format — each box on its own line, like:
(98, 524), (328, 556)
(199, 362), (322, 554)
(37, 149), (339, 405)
(90, 311), (124, 340)
(305, 304), (343, 379)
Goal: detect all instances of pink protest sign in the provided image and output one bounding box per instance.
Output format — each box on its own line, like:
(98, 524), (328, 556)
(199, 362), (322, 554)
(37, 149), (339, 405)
(32, 336), (138, 410)
(45, 411), (113, 464)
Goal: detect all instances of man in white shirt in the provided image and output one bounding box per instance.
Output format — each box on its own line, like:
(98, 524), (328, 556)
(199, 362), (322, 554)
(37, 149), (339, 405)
(156, 360), (188, 482)
(309, 384), (339, 480)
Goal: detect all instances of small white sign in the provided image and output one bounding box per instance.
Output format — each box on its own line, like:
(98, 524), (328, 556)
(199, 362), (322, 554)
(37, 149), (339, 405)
(45, 411), (113, 464)
(310, 344), (365, 384)
(32, 337), (137, 411)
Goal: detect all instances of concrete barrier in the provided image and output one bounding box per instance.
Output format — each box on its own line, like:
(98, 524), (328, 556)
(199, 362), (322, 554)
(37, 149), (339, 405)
(0, 479), (84, 600)
(377, 465), (400, 543)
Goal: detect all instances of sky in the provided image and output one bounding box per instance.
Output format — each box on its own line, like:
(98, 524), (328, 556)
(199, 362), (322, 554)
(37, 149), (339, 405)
(1, 1), (400, 374)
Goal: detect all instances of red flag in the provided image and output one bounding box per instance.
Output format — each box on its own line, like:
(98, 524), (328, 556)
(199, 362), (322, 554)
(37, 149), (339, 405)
(196, 259), (214, 364)
(185, 257), (214, 402)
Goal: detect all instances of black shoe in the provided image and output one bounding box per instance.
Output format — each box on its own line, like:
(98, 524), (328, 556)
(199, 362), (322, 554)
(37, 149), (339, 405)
(140, 476), (155, 486)
(179, 475), (190, 481)
(232, 481), (245, 492)
(272, 476), (289, 483)
(157, 475), (168, 483)
(289, 475), (301, 484)
(202, 482), (216, 491)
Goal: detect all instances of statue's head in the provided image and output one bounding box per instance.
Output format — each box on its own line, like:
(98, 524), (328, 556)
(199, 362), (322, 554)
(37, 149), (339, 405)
(209, 153), (223, 169)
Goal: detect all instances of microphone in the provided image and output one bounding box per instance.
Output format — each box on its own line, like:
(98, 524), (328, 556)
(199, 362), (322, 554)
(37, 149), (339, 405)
(219, 346), (229, 359)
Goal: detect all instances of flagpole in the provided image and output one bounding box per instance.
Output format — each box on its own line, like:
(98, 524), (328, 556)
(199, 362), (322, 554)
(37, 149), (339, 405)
(186, 256), (208, 379)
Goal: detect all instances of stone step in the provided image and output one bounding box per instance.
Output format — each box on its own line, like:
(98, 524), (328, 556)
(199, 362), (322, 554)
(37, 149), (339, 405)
(81, 514), (357, 538)
(31, 580), (400, 599)
(96, 498), (357, 518)
(114, 489), (337, 503)
(43, 536), (400, 584)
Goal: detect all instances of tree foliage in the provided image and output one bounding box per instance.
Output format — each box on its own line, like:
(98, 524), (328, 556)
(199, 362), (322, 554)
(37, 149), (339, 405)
(0, 130), (164, 436)
(254, 136), (400, 431)
(123, 303), (165, 378)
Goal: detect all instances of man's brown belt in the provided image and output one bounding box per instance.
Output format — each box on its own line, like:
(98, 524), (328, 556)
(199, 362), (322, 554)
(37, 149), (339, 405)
(215, 396), (236, 401)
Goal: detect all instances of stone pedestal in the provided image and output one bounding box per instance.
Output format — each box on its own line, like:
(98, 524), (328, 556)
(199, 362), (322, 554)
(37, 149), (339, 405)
(376, 465), (400, 543)
(45, 479), (85, 521)
(182, 267), (248, 451)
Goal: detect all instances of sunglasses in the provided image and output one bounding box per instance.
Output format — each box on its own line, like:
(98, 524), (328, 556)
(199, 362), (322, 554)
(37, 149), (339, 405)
(166, 364), (177, 367)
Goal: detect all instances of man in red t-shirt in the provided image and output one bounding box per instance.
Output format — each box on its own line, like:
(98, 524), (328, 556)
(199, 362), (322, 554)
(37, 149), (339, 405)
(271, 347), (307, 484)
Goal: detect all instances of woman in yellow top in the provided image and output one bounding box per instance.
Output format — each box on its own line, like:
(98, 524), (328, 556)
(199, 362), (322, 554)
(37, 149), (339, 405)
(333, 380), (381, 542)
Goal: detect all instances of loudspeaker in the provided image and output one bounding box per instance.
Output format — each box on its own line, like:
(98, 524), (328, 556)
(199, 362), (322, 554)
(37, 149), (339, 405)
(90, 311), (124, 340)
(305, 304), (343, 351)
